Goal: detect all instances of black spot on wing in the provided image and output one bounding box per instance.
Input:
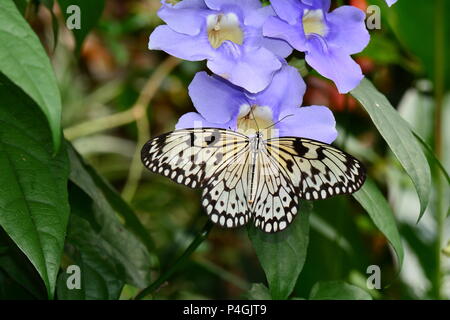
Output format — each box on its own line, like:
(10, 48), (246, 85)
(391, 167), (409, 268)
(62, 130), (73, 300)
(205, 134), (216, 145)
(286, 159), (294, 173)
(189, 132), (196, 146)
(293, 139), (309, 157)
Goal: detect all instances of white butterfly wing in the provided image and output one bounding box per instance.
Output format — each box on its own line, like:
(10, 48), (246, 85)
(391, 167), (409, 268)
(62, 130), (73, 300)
(141, 128), (249, 188)
(247, 137), (365, 233)
(142, 129), (366, 233)
(266, 137), (366, 200)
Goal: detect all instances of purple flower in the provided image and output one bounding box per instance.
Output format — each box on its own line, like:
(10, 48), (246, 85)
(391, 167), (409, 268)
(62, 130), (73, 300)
(149, 0), (293, 93)
(385, 0), (397, 6)
(263, 0), (370, 93)
(176, 65), (337, 144)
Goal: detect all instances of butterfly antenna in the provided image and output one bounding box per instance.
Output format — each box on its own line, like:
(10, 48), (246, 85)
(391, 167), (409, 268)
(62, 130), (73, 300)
(264, 114), (294, 130)
(249, 106), (260, 132)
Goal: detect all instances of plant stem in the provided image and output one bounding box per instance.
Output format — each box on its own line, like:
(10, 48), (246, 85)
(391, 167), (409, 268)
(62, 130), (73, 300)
(64, 109), (136, 140)
(121, 110), (151, 201)
(433, 0), (445, 300)
(121, 57), (180, 201)
(134, 220), (214, 300)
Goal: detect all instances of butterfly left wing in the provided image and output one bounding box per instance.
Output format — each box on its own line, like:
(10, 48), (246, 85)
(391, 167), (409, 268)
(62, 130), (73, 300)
(141, 128), (249, 188)
(265, 137), (366, 200)
(142, 127), (253, 229)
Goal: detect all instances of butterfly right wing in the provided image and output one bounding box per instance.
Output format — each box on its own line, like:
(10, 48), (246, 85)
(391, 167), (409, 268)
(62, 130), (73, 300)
(266, 137), (366, 200)
(249, 137), (365, 233)
(141, 128), (249, 189)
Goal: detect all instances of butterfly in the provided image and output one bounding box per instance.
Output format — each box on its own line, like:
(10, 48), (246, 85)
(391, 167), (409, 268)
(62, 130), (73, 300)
(141, 128), (366, 233)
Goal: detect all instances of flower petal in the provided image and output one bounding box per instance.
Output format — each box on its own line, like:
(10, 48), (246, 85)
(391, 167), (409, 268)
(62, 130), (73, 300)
(188, 72), (245, 124)
(327, 6), (370, 55)
(149, 25), (214, 61)
(277, 105), (337, 143)
(238, 6), (277, 51)
(262, 37), (293, 58)
(158, 0), (209, 36)
(164, 0), (206, 8)
(244, 5), (274, 28)
(386, 0), (398, 7)
(175, 112), (230, 130)
(252, 7), (293, 57)
(300, 0), (314, 5)
(255, 64), (305, 118)
(263, 16), (307, 51)
(308, 0), (331, 11)
(305, 36), (364, 93)
(207, 45), (282, 93)
(270, 0), (302, 25)
(204, 0), (261, 13)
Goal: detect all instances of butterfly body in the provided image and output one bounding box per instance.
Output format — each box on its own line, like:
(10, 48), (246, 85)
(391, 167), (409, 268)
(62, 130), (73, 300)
(248, 132), (265, 205)
(141, 128), (366, 233)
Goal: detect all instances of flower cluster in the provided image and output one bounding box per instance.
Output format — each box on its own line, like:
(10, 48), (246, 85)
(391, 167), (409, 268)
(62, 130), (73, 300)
(264, 0), (369, 93)
(149, 0), (396, 142)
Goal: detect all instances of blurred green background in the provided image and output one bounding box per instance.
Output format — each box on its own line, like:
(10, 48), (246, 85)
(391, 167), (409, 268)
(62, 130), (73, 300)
(2, 0), (448, 300)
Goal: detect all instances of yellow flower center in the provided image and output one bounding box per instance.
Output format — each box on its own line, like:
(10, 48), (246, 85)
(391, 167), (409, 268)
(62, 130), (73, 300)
(302, 9), (327, 37)
(207, 13), (244, 49)
(237, 104), (275, 138)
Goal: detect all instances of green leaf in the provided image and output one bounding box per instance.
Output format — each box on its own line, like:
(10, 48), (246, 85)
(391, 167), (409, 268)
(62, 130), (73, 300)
(0, 229), (47, 299)
(309, 281), (372, 300)
(248, 202), (311, 300)
(70, 149), (156, 254)
(57, 0), (105, 54)
(0, 75), (70, 298)
(56, 210), (125, 300)
(413, 131), (450, 186)
(351, 78), (431, 220)
(395, 88), (450, 185)
(246, 283), (272, 300)
(293, 197), (370, 298)
(0, 0), (63, 151)
(353, 178), (404, 268)
(67, 144), (157, 288)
